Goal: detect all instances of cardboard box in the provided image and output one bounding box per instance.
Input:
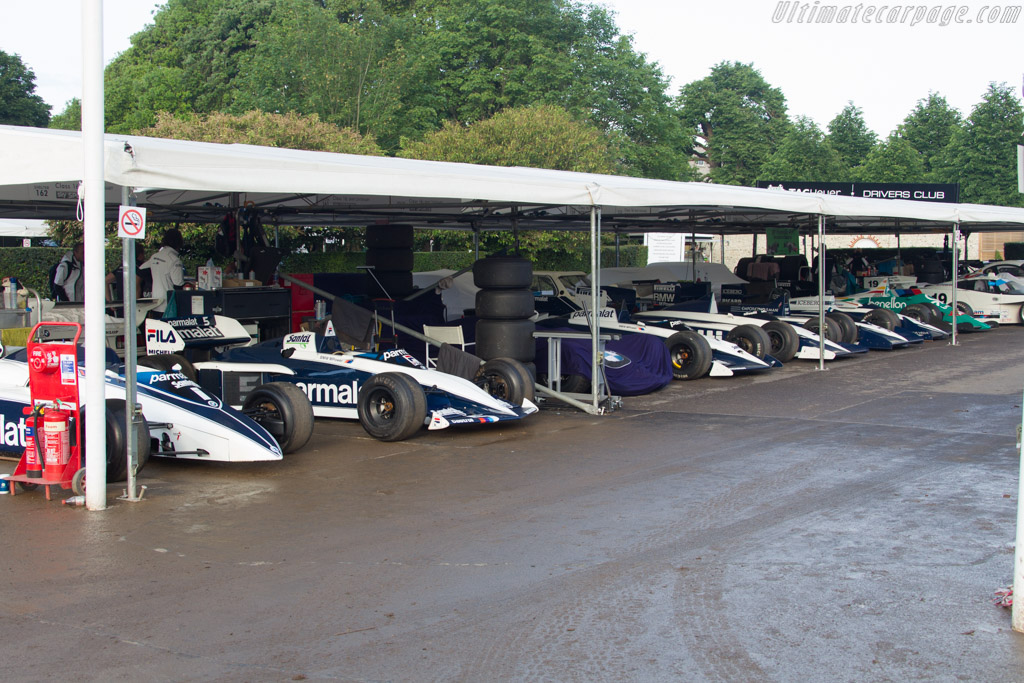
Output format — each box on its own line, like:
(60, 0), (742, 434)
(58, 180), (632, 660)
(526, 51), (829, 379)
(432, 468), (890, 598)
(222, 278), (261, 288)
(197, 266), (223, 290)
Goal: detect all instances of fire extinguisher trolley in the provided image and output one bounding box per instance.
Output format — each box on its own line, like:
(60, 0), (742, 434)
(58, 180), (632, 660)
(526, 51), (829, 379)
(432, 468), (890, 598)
(7, 322), (84, 500)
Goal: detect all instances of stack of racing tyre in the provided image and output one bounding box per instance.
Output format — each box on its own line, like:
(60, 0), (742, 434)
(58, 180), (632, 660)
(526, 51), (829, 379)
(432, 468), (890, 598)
(364, 224), (415, 298)
(473, 255), (536, 377)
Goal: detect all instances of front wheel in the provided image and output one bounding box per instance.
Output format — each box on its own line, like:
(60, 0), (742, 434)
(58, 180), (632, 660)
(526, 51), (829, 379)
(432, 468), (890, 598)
(476, 358), (534, 406)
(665, 330), (712, 380)
(725, 324), (770, 359)
(761, 321), (798, 363)
(242, 382), (314, 453)
(357, 373), (427, 442)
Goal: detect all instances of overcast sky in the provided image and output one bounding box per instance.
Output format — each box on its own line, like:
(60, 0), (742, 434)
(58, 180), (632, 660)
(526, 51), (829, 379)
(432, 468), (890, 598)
(2, 0), (1021, 138)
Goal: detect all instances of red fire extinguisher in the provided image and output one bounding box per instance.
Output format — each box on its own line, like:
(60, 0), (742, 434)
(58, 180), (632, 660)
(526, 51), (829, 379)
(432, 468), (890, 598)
(42, 407), (70, 480)
(24, 415), (42, 479)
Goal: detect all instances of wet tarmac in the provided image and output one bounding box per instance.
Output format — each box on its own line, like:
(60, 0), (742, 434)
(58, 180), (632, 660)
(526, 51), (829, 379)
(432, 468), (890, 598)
(4, 326), (1024, 681)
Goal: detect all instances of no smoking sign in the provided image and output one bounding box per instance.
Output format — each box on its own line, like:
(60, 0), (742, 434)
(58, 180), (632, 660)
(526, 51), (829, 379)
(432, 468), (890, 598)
(118, 205), (147, 239)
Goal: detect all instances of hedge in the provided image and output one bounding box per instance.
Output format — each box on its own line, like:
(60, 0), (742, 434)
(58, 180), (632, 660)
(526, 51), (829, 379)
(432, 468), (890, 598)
(0, 244), (648, 295)
(280, 245), (647, 275)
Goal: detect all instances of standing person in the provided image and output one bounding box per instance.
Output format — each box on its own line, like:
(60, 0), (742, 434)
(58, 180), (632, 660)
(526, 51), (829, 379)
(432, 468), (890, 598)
(141, 229), (184, 318)
(52, 242), (85, 302)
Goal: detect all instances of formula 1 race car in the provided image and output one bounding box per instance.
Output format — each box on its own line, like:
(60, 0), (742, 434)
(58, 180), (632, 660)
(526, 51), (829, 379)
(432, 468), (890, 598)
(144, 312), (538, 442)
(0, 336), (312, 479)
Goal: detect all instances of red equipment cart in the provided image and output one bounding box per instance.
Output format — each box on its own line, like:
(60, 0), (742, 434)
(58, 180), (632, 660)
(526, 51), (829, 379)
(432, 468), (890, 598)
(7, 323), (84, 500)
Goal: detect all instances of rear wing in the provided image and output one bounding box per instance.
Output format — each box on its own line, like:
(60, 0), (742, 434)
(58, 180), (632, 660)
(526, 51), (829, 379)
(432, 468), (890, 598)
(145, 315), (254, 355)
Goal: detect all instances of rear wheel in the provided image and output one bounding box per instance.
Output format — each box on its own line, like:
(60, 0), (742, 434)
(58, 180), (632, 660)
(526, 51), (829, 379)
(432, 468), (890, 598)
(242, 382), (314, 453)
(665, 330), (712, 380)
(761, 321), (799, 362)
(80, 399), (151, 482)
(357, 372), (427, 441)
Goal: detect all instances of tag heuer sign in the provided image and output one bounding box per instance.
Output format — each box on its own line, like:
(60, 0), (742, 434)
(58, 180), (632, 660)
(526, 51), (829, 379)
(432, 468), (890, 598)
(757, 181), (959, 203)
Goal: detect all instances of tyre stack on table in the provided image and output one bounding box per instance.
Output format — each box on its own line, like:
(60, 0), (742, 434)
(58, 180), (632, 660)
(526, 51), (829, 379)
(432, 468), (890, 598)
(364, 225), (415, 299)
(473, 256), (536, 378)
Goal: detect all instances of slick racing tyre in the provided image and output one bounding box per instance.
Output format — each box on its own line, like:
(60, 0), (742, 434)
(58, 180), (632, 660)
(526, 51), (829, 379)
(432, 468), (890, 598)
(243, 382), (314, 453)
(901, 303), (935, 326)
(475, 289), (536, 320)
(666, 330), (712, 380)
(472, 257), (533, 289)
(725, 324), (770, 359)
(803, 317), (842, 343)
(863, 308), (900, 331)
(364, 224), (415, 249)
(365, 247), (415, 273)
(826, 311), (858, 343)
(761, 320), (799, 363)
(80, 399), (152, 482)
(475, 318), (536, 362)
(476, 357), (535, 406)
(357, 372), (427, 442)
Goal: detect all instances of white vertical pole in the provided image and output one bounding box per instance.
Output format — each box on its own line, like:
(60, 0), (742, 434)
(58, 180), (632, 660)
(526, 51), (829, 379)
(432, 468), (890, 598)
(590, 207), (600, 412)
(121, 187), (141, 502)
(1013, 389), (1024, 631)
(817, 215), (825, 372)
(83, 0), (107, 510)
(950, 223), (960, 347)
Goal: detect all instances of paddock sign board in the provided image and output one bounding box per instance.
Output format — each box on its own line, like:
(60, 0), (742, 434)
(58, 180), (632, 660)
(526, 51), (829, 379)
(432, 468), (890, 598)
(757, 182), (959, 203)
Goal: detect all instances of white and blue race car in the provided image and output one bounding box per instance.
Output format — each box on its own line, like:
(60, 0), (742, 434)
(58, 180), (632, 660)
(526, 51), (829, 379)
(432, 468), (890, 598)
(145, 314), (538, 442)
(0, 340), (312, 481)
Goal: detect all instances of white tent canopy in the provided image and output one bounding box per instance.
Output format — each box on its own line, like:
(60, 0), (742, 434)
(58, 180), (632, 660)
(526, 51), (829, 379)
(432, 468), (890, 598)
(5, 125), (1024, 234)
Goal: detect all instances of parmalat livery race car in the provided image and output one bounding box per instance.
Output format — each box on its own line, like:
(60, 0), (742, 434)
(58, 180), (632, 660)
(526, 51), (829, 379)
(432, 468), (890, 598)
(0, 331), (311, 478)
(145, 312), (538, 442)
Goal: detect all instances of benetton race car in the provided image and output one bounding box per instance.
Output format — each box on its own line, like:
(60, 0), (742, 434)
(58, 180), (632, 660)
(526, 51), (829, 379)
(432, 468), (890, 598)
(0, 342), (312, 475)
(144, 314), (538, 442)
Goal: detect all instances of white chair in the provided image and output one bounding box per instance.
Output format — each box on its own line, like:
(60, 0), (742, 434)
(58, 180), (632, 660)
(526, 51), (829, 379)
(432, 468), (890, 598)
(423, 324), (471, 368)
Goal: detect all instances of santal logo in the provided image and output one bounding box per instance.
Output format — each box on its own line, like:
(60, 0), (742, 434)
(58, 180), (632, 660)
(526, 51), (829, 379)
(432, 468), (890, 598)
(296, 380), (359, 405)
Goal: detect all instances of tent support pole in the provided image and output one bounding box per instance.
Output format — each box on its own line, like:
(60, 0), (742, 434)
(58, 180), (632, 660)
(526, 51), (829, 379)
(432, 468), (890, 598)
(818, 215), (826, 372)
(591, 207), (601, 413)
(951, 222), (960, 346)
(83, 0), (107, 511)
(120, 186), (143, 503)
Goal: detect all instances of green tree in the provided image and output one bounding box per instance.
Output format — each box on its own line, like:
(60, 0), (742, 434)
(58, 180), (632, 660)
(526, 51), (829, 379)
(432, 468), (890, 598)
(826, 102), (877, 173)
(676, 61), (791, 186)
(0, 50), (51, 127)
(852, 134), (926, 183)
(49, 98), (81, 131)
(101, 0), (687, 179)
(399, 104), (617, 172)
(50, 110), (384, 255)
(399, 104), (615, 255)
(756, 117), (845, 182)
(103, 0), (275, 133)
(230, 0), (421, 148)
(938, 83), (1024, 206)
(897, 92), (962, 180)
